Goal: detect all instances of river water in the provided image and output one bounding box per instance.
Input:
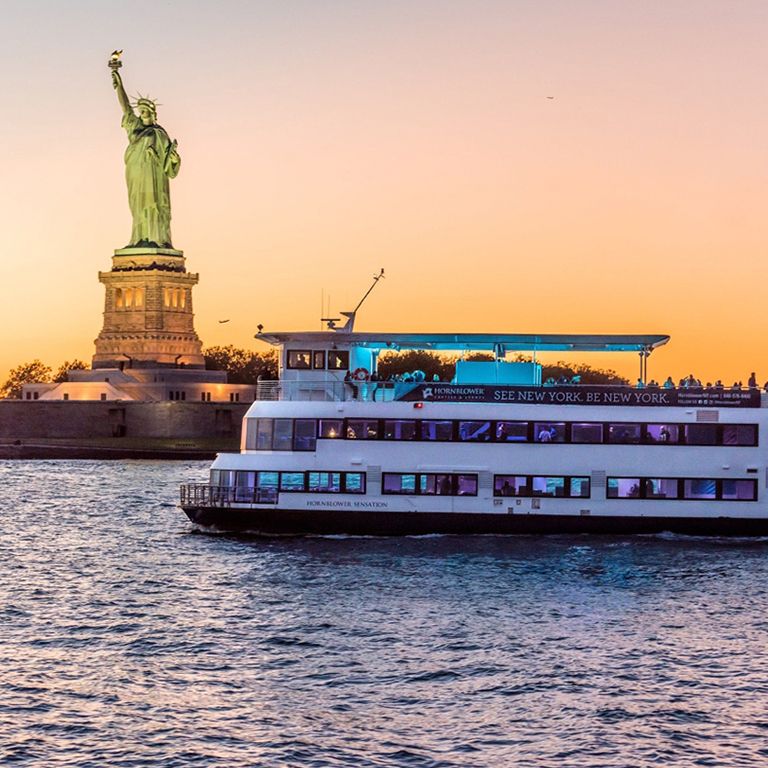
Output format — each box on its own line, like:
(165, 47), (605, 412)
(2, 460), (768, 767)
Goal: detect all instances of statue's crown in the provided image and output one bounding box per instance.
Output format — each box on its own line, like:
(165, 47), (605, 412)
(132, 94), (160, 112)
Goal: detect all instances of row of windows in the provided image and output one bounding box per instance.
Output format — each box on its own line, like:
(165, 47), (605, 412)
(382, 473), (479, 496)
(210, 469), (757, 502)
(494, 475), (591, 498)
(245, 417), (758, 451)
(606, 477), (757, 501)
(211, 469), (366, 494)
(287, 350), (350, 371)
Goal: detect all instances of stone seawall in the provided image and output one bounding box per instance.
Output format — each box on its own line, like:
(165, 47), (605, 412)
(0, 401), (251, 459)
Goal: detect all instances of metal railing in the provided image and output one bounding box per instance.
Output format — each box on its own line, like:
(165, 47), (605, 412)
(255, 380), (401, 402)
(180, 483), (278, 507)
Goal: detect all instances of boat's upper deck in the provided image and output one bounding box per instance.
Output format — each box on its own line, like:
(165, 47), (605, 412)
(251, 329), (764, 408)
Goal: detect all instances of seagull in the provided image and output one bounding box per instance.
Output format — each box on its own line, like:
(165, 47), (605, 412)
(546, 96), (555, 100)
(110, 50), (123, 62)
(218, 319), (230, 324)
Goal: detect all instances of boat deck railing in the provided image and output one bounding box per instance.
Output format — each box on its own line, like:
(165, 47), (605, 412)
(254, 379), (767, 405)
(256, 380), (405, 402)
(180, 483), (278, 507)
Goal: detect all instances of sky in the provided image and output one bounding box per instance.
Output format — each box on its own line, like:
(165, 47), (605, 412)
(1, 0), (768, 384)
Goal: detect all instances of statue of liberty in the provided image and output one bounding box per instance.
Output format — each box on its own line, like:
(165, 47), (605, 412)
(109, 52), (181, 248)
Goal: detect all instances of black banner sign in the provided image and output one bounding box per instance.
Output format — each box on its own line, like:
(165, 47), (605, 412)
(397, 384), (761, 408)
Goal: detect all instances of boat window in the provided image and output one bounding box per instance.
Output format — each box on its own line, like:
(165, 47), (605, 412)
(531, 476), (567, 497)
(645, 424), (680, 444)
(607, 424), (642, 444)
(722, 479), (757, 501)
(607, 478), (641, 498)
(571, 423), (603, 444)
(683, 479), (717, 500)
(494, 475), (528, 496)
(722, 424), (757, 446)
(312, 351), (326, 369)
(308, 472), (342, 493)
(382, 473), (417, 494)
(420, 474), (454, 495)
(287, 350), (312, 369)
(293, 419), (317, 451)
(495, 421), (529, 442)
(458, 421), (493, 442)
(319, 419), (343, 439)
(644, 478), (679, 499)
(346, 419), (379, 439)
(327, 350), (350, 370)
(684, 424), (718, 446)
(273, 419), (294, 450)
(384, 419), (417, 440)
(534, 423), (565, 443)
(344, 473), (366, 493)
(569, 477), (591, 498)
(456, 474), (478, 496)
(235, 471), (256, 488)
(280, 472), (306, 492)
(255, 418), (273, 450)
(257, 471), (279, 489)
(420, 420), (454, 441)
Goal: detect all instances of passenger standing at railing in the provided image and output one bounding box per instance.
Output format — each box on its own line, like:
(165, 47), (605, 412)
(344, 370), (358, 399)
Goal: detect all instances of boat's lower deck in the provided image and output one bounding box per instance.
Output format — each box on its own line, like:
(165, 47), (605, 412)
(181, 504), (768, 537)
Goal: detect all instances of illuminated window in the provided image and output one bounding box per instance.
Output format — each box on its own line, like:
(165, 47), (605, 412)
(134, 287), (144, 307)
(495, 421), (529, 442)
(722, 425), (757, 446)
(124, 288), (134, 307)
(179, 289), (186, 308)
(319, 419), (343, 439)
(722, 480), (757, 501)
(458, 421), (493, 442)
(115, 288), (124, 308)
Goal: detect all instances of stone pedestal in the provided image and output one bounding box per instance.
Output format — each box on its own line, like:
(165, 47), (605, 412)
(93, 247), (205, 369)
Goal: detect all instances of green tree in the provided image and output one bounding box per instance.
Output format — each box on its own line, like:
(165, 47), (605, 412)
(53, 359), (88, 383)
(203, 346), (278, 383)
(0, 360), (53, 399)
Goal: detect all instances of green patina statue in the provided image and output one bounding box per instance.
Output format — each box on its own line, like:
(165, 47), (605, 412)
(109, 52), (181, 249)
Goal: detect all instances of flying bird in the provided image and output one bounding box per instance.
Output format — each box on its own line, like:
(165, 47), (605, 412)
(218, 319), (230, 324)
(546, 96), (555, 100)
(110, 50), (123, 62)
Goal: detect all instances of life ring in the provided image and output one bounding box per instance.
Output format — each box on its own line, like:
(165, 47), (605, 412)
(352, 367), (370, 382)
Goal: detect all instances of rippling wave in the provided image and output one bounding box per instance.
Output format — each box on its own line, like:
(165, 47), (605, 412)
(1, 460), (768, 766)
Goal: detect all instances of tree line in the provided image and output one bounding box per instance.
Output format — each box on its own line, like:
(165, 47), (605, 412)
(0, 346), (627, 399)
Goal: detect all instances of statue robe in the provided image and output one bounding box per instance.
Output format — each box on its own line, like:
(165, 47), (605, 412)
(122, 111), (180, 248)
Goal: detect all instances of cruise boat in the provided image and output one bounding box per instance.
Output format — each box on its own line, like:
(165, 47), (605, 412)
(179, 322), (767, 536)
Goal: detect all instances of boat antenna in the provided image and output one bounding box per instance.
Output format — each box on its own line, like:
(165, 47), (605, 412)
(332, 268), (385, 332)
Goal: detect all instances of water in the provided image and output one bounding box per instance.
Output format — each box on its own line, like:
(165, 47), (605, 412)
(2, 461), (768, 767)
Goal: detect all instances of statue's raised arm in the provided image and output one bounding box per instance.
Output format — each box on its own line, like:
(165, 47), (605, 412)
(111, 69), (132, 115)
(107, 51), (180, 249)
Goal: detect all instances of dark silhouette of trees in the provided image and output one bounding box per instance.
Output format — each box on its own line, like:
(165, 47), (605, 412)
(0, 361), (53, 399)
(377, 351), (628, 384)
(53, 360), (88, 383)
(203, 345), (278, 382)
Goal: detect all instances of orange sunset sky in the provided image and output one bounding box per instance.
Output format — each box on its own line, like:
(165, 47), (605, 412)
(1, 1), (768, 384)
